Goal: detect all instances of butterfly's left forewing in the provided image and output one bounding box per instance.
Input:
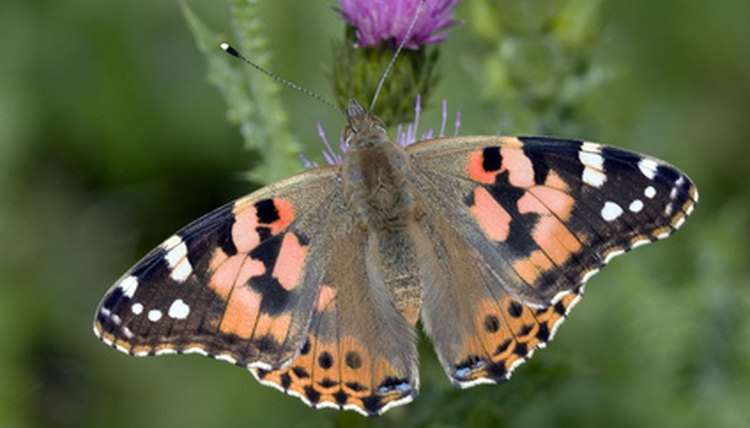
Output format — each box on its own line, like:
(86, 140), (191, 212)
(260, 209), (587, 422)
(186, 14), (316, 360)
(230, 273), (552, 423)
(408, 135), (697, 385)
(94, 167), (346, 370)
(409, 135), (697, 303)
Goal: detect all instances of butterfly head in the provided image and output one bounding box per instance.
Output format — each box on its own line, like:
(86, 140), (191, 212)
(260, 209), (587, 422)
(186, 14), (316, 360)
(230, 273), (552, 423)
(343, 99), (388, 151)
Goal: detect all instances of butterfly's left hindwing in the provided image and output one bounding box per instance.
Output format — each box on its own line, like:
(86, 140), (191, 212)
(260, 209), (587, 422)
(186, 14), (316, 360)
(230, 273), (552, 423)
(94, 168), (345, 369)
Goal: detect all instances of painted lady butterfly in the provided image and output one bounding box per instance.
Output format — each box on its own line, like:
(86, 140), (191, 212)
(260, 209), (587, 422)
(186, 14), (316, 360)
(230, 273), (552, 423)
(94, 97), (697, 416)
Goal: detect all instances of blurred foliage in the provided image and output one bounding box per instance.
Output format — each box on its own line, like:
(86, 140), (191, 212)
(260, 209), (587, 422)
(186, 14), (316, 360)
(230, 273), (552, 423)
(465, 0), (609, 135)
(182, 0), (301, 182)
(0, 0), (749, 428)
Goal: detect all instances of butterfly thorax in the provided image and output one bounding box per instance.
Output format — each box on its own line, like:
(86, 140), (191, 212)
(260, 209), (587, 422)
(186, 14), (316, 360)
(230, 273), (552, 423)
(340, 100), (424, 324)
(341, 101), (418, 231)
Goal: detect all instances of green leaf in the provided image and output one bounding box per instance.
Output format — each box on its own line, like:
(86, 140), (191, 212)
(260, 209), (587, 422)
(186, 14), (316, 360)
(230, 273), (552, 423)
(181, 0), (302, 183)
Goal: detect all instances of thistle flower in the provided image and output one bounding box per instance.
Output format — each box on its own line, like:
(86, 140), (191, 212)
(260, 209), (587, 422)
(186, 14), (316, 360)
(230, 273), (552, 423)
(300, 96), (462, 168)
(338, 0), (461, 49)
(332, 0), (461, 125)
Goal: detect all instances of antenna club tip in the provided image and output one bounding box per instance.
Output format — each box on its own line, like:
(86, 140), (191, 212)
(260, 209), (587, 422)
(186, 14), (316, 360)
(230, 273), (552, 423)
(220, 42), (239, 57)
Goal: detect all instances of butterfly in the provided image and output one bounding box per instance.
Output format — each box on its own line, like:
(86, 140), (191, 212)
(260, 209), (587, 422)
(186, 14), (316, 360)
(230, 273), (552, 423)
(94, 98), (697, 416)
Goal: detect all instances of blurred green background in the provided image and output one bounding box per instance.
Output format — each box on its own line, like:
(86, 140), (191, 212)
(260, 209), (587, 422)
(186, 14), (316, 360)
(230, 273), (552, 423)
(1, 0), (749, 427)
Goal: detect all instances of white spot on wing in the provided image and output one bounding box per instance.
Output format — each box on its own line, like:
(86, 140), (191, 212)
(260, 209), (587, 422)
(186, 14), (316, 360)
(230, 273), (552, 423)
(161, 234), (182, 250)
(582, 168), (607, 188)
(601, 201), (623, 221)
(638, 158), (658, 179)
(579, 151), (604, 168)
(171, 260), (192, 282)
(644, 186), (656, 198)
(162, 235), (193, 283)
(148, 309), (162, 322)
(579, 145), (607, 188)
(581, 142), (601, 154)
(629, 199), (644, 213)
(131, 303), (144, 315)
(168, 299), (190, 319)
(119, 275), (139, 298)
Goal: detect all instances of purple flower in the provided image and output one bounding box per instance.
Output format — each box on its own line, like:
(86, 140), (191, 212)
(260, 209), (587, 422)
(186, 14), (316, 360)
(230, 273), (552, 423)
(338, 0), (461, 49)
(300, 96), (462, 167)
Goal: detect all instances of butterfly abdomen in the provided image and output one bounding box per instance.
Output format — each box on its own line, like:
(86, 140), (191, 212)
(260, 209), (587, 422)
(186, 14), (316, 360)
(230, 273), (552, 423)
(340, 134), (426, 325)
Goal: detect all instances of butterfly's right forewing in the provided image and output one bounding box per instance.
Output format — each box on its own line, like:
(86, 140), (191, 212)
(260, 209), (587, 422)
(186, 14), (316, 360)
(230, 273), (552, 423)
(94, 167), (347, 370)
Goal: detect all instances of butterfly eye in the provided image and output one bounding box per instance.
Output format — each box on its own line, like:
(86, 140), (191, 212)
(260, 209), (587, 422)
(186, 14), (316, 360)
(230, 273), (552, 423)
(342, 125), (357, 147)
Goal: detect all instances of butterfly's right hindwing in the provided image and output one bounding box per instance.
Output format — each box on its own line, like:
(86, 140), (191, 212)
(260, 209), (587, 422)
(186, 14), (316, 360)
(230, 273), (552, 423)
(93, 167), (346, 370)
(250, 218), (419, 416)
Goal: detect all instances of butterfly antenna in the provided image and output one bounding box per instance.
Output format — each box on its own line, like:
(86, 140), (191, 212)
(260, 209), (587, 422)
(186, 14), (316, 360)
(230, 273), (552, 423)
(220, 43), (345, 117)
(369, 0), (426, 112)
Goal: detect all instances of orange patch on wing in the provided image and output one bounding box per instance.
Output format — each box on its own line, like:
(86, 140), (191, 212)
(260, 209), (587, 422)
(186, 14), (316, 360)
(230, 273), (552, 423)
(531, 216), (581, 266)
(470, 187), (512, 242)
(289, 336), (316, 392)
(500, 145), (535, 188)
(461, 298), (505, 358)
(340, 336), (372, 398)
(536, 292), (577, 327)
(256, 332), (414, 413)
(467, 151), (499, 184)
(209, 248), (229, 272)
(514, 188), (580, 267)
(316, 285), (337, 312)
(527, 186), (575, 220)
(513, 250), (554, 284)
(266, 198), (295, 235)
(253, 313), (292, 344)
(501, 297), (539, 340)
(232, 205), (260, 252)
(210, 255), (265, 300)
(312, 342), (343, 397)
(544, 170), (569, 191)
(314, 342), (338, 375)
(272, 233), (308, 291)
(516, 190), (548, 215)
(219, 285), (261, 339)
(469, 298), (519, 362)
